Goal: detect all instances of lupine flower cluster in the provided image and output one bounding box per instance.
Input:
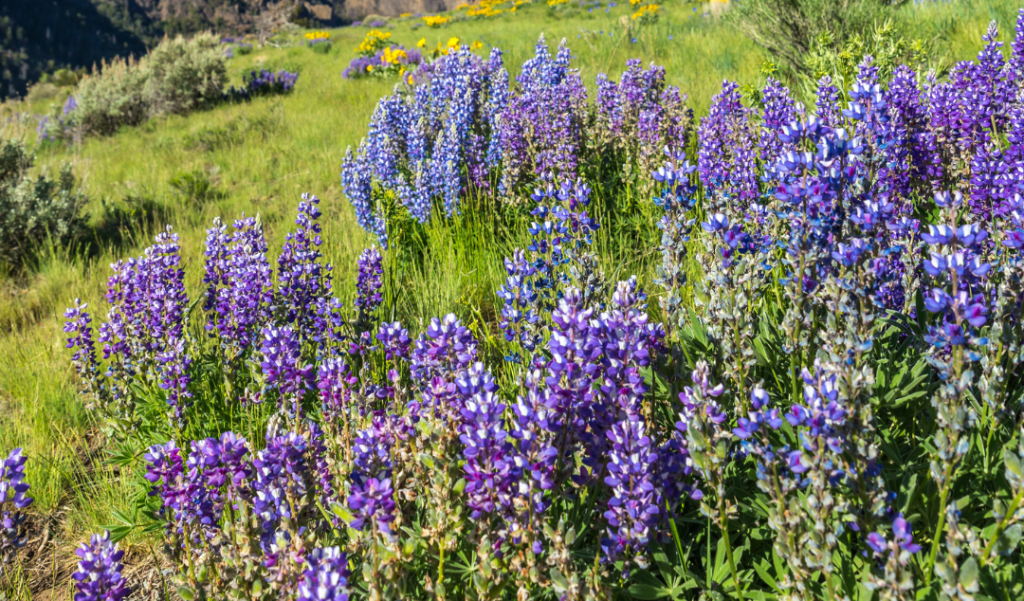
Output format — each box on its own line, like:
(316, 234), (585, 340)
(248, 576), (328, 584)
(72, 531), (129, 601)
(0, 449), (33, 574)
(341, 44), (507, 245)
(58, 17), (1024, 600)
(640, 14), (1024, 600)
(496, 36), (589, 195)
(36, 94), (80, 143)
(593, 59), (692, 190)
(142, 422), (337, 598)
(228, 69), (299, 100)
(341, 35), (692, 245)
(342, 45), (423, 79)
(65, 226), (193, 426)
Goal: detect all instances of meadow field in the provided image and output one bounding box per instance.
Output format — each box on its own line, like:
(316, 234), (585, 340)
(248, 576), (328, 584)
(1, 0), (1024, 598)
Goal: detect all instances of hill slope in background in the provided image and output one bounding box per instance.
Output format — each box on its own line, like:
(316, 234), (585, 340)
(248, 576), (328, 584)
(0, 0), (459, 101)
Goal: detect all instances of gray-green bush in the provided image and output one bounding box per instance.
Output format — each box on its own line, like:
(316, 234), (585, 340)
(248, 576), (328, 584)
(144, 33), (228, 116)
(0, 138), (85, 268)
(73, 33), (227, 137)
(74, 56), (150, 137)
(729, 0), (911, 76)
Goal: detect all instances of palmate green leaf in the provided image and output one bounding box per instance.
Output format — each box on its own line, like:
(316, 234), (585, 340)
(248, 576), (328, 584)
(103, 525), (133, 543)
(712, 536), (731, 585)
(628, 571), (670, 599)
(105, 442), (140, 467)
(110, 508), (134, 527)
(752, 559), (779, 591)
(878, 359), (931, 408)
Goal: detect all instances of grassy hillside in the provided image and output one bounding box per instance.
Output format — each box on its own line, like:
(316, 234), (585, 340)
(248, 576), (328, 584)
(0, 0), (1021, 596)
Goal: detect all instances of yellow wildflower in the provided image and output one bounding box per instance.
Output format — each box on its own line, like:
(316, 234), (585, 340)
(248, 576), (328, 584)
(630, 3), (658, 19)
(448, 36), (460, 48)
(382, 46), (408, 65)
(472, 40), (483, 50)
(356, 30), (391, 55)
(423, 15), (451, 27)
(417, 38), (427, 48)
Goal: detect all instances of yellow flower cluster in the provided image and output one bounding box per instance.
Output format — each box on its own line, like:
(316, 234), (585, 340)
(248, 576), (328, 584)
(463, 0), (506, 18)
(422, 15), (451, 27)
(547, 0), (568, 6)
(415, 36), (486, 58)
(400, 12), (412, 17)
(381, 46), (409, 65)
(305, 31), (331, 40)
(630, 3), (658, 19)
(356, 30), (392, 55)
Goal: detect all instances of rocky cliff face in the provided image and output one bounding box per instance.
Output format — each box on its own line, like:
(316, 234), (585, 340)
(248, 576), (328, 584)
(340, 0), (460, 19)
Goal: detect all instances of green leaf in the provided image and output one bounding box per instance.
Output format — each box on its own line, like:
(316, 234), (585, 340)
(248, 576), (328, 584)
(549, 567), (569, 591)
(995, 524), (1023, 555)
(627, 583), (666, 599)
(177, 586), (196, 601)
(1004, 450), (1024, 481)
(330, 502), (353, 523)
(103, 525), (132, 543)
(753, 559), (778, 591)
(959, 557), (979, 592)
(105, 443), (139, 467)
(110, 508), (135, 527)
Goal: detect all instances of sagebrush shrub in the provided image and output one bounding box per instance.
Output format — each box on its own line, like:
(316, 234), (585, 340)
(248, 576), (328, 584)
(730, 0), (911, 76)
(0, 138), (85, 268)
(75, 56), (150, 137)
(145, 32), (228, 116)
(72, 34), (227, 137)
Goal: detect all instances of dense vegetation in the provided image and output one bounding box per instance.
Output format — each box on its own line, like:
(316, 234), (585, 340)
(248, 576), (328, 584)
(1, 0), (1024, 599)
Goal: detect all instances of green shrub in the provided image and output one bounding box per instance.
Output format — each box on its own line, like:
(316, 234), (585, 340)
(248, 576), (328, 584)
(0, 138), (85, 268)
(75, 56), (150, 137)
(730, 0), (911, 76)
(145, 32), (228, 116)
(72, 34), (227, 137)
(169, 166), (223, 205)
(309, 40), (333, 54)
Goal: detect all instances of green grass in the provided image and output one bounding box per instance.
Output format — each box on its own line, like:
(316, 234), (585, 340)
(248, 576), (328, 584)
(0, 0), (1022, 595)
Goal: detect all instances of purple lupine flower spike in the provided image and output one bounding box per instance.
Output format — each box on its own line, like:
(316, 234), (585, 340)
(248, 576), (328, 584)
(72, 531), (129, 601)
(298, 547), (351, 601)
(260, 325), (313, 417)
(355, 247), (385, 322)
(64, 299), (105, 404)
(0, 448), (33, 571)
(601, 410), (660, 573)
